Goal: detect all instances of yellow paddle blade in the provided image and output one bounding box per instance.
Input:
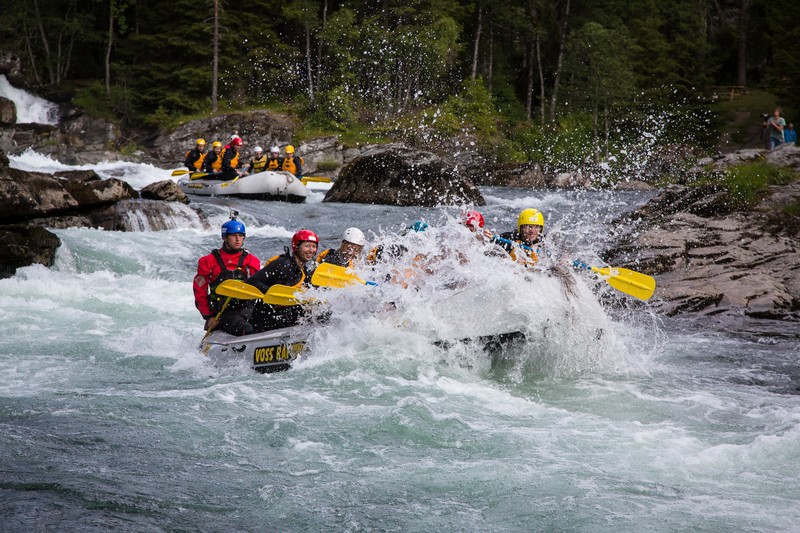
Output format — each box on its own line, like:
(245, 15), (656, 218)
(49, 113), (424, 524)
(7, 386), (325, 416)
(220, 176), (239, 188)
(591, 266), (656, 301)
(215, 280), (264, 300)
(171, 169), (190, 176)
(189, 172), (209, 180)
(311, 263), (364, 288)
(301, 176), (332, 185)
(264, 284), (301, 306)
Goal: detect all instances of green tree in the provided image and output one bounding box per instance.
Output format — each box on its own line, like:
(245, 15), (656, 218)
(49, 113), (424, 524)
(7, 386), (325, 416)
(562, 21), (636, 158)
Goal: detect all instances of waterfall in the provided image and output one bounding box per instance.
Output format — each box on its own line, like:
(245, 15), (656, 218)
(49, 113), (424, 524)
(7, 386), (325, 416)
(0, 74), (59, 125)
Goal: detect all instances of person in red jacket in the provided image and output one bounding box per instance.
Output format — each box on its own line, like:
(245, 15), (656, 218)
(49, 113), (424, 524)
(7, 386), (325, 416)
(193, 213), (262, 335)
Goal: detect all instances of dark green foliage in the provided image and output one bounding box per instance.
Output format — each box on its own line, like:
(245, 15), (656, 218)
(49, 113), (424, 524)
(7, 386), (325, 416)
(0, 0), (795, 164)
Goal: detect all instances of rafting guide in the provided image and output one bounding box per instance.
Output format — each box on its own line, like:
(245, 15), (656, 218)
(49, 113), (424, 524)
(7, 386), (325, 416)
(193, 211), (261, 336)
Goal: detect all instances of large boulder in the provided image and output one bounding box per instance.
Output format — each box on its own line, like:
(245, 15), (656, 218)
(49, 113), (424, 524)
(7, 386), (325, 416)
(54, 169), (138, 207)
(0, 168), (78, 223)
(141, 180), (189, 204)
(323, 145), (485, 206)
(0, 53), (23, 84)
(0, 224), (60, 279)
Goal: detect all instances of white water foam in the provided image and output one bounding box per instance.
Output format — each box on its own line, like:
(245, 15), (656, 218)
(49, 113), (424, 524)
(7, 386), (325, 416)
(302, 218), (652, 380)
(0, 74), (59, 125)
(9, 148), (176, 189)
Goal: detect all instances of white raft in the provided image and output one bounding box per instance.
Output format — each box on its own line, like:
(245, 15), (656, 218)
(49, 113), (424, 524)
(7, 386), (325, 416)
(178, 170), (308, 202)
(201, 327), (307, 373)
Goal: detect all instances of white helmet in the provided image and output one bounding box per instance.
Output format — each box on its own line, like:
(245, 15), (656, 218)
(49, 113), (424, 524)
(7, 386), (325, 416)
(342, 227), (366, 247)
(254, 146), (263, 153)
(231, 134), (241, 141)
(270, 146), (280, 155)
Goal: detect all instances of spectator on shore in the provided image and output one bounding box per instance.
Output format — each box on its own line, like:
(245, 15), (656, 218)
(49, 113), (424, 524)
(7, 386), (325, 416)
(784, 123), (797, 145)
(768, 108), (786, 149)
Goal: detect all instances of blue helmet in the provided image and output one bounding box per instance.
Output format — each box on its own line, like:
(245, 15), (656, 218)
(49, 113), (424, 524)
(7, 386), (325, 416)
(221, 219), (246, 238)
(408, 220), (428, 232)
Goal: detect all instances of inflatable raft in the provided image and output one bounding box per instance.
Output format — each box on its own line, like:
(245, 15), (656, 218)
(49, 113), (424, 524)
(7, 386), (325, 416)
(201, 326), (307, 373)
(178, 170), (308, 202)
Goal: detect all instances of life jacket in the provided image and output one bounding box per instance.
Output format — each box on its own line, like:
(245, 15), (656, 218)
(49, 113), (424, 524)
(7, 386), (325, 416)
(281, 155), (303, 175)
(508, 246), (539, 266)
(185, 149), (206, 171)
(208, 248), (251, 312)
(227, 149), (240, 170)
(316, 248), (351, 268)
(250, 154), (268, 173)
(212, 149), (225, 171)
(267, 157), (281, 171)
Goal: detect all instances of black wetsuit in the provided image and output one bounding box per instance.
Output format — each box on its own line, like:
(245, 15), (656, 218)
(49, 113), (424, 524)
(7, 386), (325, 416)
(317, 248), (349, 267)
(246, 251), (313, 333)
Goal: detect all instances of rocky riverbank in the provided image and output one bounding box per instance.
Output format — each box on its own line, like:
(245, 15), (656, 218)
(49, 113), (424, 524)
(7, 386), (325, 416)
(605, 144), (800, 320)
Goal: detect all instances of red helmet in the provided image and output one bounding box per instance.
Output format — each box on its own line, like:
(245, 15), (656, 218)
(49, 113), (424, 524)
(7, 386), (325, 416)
(465, 210), (485, 228)
(291, 229), (319, 253)
(231, 137), (243, 146)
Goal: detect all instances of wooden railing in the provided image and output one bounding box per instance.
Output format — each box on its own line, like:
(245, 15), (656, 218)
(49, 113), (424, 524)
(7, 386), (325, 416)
(713, 86), (748, 101)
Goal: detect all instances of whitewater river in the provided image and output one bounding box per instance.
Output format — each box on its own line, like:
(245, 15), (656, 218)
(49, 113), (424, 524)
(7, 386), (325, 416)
(2, 151), (799, 531)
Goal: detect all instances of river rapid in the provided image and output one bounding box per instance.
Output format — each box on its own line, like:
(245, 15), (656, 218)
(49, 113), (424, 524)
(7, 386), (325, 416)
(1, 151), (799, 531)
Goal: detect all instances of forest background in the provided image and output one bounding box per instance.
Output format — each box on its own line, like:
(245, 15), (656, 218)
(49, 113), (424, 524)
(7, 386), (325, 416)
(1, 0), (799, 170)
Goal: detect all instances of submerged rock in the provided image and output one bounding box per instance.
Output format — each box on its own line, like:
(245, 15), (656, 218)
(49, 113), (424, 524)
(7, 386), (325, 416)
(324, 145), (485, 206)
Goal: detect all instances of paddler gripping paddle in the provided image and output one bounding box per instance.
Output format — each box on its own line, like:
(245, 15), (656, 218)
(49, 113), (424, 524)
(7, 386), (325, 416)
(171, 169), (209, 180)
(311, 263), (379, 288)
(491, 235), (655, 301)
(215, 279), (312, 306)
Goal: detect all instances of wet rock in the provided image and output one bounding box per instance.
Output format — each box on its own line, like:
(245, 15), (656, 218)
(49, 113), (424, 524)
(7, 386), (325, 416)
(0, 224), (60, 279)
(764, 143), (800, 171)
(688, 145), (800, 174)
(324, 145), (485, 207)
(54, 169), (138, 207)
(605, 197), (800, 320)
(0, 54), (23, 84)
(474, 163), (547, 188)
(0, 168), (78, 223)
(0, 96), (16, 125)
(0, 149), (8, 168)
(140, 180), (189, 204)
(629, 184), (738, 221)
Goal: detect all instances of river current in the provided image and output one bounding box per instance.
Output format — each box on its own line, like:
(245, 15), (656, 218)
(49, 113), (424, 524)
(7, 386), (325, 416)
(1, 151), (798, 531)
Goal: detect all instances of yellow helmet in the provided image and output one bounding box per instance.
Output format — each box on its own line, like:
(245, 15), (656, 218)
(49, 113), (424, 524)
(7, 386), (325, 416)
(212, 141), (222, 148)
(285, 145), (295, 154)
(517, 208), (545, 230)
(196, 138), (206, 145)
